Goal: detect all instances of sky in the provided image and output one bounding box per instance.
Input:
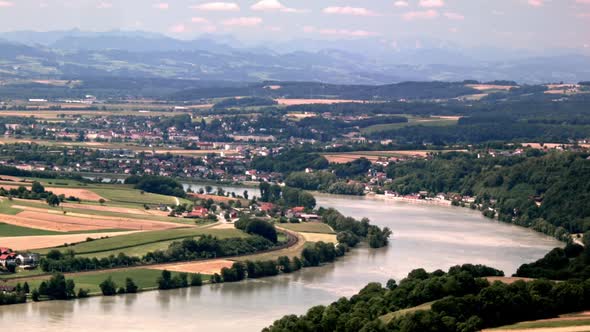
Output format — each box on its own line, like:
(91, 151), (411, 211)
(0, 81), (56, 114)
(0, 0), (589, 50)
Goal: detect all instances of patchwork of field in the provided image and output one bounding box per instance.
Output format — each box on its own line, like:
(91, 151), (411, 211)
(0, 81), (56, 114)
(0, 184), (105, 201)
(0, 231), (140, 251)
(279, 222), (335, 234)
(275, 98), (366, 106)
(466, 84), (517, 91)
(485, 312), (590, 332)
(150, 259), (235, 275)
(323, 150), (464, 163)
(36, 228), (248, 256)
(300, 232), (338, 244)
(0, 204), (183, 233)
(361, 115), (459, 135)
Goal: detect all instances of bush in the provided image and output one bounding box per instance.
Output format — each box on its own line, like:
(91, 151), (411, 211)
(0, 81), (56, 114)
(99, 277), (117, 296)
(190, 273), (203, 286)
(125, 278), (138, 293)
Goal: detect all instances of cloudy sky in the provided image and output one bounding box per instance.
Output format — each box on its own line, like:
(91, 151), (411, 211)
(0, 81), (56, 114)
(0, 0), (589, 50)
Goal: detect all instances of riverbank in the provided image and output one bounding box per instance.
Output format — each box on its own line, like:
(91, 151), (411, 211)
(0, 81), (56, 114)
(0, 193), (562, 332)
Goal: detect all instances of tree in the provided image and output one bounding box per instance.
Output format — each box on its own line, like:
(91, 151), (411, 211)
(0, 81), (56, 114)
(157, 270), (173, 289)
(31, 181), (45, 194)
(46, 194), (60, 207)
(99, 277), (117, 296)
(98, 198), (106, 205)
(77, 288), (89, 298)
(245, 219), (278, 243)
(23, 282), (30, 294)
(125, 278), (138, 293)
(190, 273), (203, 286)
(31, 289), (40, 302)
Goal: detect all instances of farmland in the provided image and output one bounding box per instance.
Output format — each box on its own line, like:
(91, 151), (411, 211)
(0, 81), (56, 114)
(36, 228), (248, 256)
(361, 115), (459, 135)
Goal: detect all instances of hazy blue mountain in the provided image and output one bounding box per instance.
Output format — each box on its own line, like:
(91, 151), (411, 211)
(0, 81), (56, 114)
(0, 30), (589, 84)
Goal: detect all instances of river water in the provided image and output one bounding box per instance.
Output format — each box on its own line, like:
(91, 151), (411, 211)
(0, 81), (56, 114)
(0, 192), (561, 331)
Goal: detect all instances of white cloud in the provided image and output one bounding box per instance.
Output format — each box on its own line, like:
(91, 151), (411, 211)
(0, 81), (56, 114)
(191, 17), (210, 23)
(419, 0), (444, 8)
(302, 26), (379, 37)
(0, 1), (14, 7)
(528, 0), (543, 6)
(251, 0), (302, 12)
(323, 6), (378, 16)
(192, 2), (239, 11)
(153, 3), (169, 10)
(96, 2), (112, 9)
(403, 10), (439, 20)
(222, 17), (262, 27)
(444, 12), (464, 20)
(169, 24), (187, 33)
(265, 26), (282, 32)
(394, 1), (409, 7)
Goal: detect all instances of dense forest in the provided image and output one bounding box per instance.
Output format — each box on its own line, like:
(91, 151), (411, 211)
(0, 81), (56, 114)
(515, 237), (590, 280)
(264, 264), (589, 332)
(384, 151), (590, 238)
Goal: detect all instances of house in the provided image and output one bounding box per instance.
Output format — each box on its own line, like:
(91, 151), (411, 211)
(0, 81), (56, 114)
(185, 207), (209, 218)
(257, 202), (276, 213)
(15, 253), (40, 269)
(0, 252), (16, 269)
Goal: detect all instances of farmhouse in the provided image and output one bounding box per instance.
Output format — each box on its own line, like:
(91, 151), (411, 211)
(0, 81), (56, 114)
(185, 207), (209, 218)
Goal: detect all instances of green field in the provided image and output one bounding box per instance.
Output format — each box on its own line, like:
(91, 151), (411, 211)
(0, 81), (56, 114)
(279, 222), (335, 234)
(76, 239), (189, 258)
(0, 223), (62, 237)
(11, 269), (210, 294)
(0, 222), (126, 237)
(361, 116), (458, 135)
(6, 198), (195, 225)
(379, 302), (434, 324)
(37, 228), (249, 256)
(91, 187), (188, 206)
(492, 318), (590, 330)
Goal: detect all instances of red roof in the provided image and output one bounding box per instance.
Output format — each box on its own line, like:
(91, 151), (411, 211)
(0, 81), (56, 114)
(187, 207), (209, 218)
(258, 202), (275, 212)
(0, 253), (15, 260)
(291, 206), (305, 213)
(0, 248), (11, 254)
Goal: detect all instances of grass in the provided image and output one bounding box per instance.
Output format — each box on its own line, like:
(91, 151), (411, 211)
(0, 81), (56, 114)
(9, 199), (194, 225)
(0, 223), (62, 237)
(91, 187), (186, 206)
(379, 302), (434, 324)
(361, 116), (458, 135)
(279, 222), (335, 234)
(0, 222), (126, 237)
(491, 318), (590, 330)
(8, 269), (210, 294)
(0, 267), (48, 280)
(0, 200), (23, 215)
(76, 239), (191, 258)
(37, 228), (249, 256)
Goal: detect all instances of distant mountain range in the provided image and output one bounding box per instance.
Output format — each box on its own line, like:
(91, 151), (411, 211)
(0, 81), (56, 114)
(0, 29), (589, 84)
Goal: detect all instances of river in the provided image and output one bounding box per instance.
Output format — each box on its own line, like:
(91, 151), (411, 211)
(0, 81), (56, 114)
(0, 191), (562, 331)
